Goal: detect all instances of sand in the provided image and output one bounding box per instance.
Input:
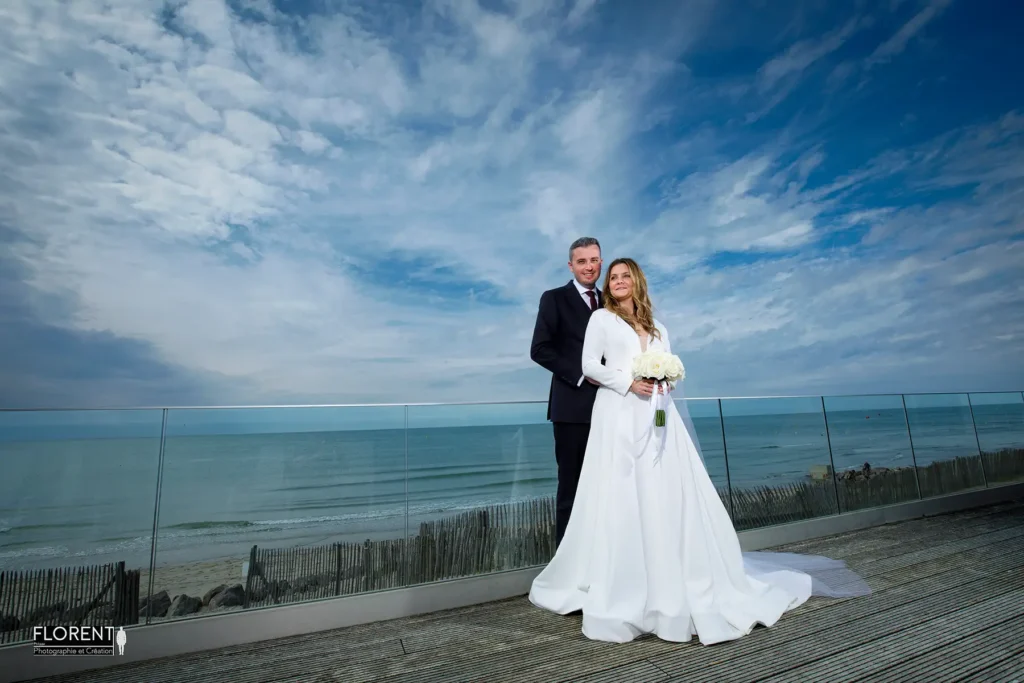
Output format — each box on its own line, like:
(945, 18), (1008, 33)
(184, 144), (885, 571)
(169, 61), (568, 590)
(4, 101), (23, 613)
(142, 557), (250, 601)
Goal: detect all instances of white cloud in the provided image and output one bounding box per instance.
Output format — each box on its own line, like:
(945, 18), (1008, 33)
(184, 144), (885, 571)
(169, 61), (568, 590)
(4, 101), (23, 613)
(829, 0), (955, 87)
(866, 0), (954, 68)
(0, 0), (1021, 409)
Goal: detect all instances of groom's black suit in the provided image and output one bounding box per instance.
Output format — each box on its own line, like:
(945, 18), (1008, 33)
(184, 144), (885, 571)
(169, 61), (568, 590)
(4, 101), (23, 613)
(530, 280), (603, 546)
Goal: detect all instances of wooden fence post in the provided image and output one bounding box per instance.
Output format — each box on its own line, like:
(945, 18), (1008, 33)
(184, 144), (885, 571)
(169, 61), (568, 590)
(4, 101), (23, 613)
(333, 543), (343, 596)
(243, 545), (257, 608)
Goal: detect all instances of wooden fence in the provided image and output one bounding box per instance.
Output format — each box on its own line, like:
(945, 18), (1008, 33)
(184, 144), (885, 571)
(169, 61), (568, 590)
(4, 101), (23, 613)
(0, 561), (139, 644)
(243, 498), (556, 607)
(242, 448), (1024, 605)
(238, 475), (887, 604)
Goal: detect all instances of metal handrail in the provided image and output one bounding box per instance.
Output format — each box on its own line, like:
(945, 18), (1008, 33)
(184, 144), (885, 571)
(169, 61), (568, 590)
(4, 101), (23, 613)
(1, 389), (1022, 412)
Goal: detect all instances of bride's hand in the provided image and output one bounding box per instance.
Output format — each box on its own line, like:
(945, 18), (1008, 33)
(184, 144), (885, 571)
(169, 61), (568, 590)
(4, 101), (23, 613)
(630, 379), (655, 396)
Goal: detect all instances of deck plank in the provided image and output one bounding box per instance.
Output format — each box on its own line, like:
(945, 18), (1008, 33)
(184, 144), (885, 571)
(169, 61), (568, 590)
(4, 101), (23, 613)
(869, 617), (1024, 683)
(647, 531), (1024, 679)
(954, 651), (1024, 683)
(754, 592), (1024, 683)
(18, 498), (1024, 683)
(653, 574), (1024, 681)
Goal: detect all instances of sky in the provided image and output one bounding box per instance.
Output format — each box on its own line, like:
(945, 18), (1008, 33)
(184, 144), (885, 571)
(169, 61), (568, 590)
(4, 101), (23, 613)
(1, 0), (1023, 412)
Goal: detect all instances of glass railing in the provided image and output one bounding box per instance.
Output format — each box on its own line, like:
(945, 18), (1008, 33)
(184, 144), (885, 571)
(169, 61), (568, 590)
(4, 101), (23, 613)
(1, 392), (1022, 643)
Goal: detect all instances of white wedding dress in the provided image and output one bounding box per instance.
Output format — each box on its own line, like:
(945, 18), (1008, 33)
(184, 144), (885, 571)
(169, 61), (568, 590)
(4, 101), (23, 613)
(529, 309), (871, 644)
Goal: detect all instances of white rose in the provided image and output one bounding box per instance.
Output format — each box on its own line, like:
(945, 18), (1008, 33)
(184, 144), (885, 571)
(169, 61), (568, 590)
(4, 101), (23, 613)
(664, 355), (685, 382)
(632, 352), (655, 379)
(631, 354), (644, 379)
(647, 353), (661, 378)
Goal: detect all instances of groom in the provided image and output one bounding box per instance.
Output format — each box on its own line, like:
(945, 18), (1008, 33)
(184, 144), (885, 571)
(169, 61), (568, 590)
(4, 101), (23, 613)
(530, 237), (603, 546)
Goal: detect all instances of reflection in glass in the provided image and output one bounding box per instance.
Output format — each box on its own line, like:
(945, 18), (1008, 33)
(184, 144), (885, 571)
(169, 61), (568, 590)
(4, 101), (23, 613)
(150, 406), (406, 623)
(0, 409), (163, 643)
(822, 395), (920, 512)
(405, 402), (554, 584)
(904, 394), (987, 497)
(720, 397), (838, 530)
(968, 392), (1024, 485)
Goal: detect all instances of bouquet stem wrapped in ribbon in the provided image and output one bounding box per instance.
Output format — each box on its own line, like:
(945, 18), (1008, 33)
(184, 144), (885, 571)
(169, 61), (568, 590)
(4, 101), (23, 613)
(631, 349), (685, 430)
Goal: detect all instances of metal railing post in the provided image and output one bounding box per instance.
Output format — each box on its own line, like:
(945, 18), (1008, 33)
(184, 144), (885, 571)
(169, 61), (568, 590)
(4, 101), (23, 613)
(403, 404), (410, 586)
(145, 408), (169, 624)
(901, 395), (923, 499)
(966, 394), (989, 488)
(821, 396), (841, 513)
(718, 398), (735, 520)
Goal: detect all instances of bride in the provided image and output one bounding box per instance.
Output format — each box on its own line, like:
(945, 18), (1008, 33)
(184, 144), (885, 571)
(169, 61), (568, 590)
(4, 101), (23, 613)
(529, 257), (870, 645)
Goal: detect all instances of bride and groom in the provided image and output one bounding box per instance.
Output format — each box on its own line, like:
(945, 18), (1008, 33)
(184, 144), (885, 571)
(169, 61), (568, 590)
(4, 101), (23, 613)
(528, 237), (869, 645)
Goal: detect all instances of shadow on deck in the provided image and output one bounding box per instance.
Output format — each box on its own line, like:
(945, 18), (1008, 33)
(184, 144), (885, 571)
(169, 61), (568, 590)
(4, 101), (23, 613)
(22, 499), (1024, 683)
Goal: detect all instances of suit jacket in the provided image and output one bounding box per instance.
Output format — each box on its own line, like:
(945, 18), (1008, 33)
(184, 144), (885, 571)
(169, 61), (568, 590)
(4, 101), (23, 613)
(530, 281), (604, 423)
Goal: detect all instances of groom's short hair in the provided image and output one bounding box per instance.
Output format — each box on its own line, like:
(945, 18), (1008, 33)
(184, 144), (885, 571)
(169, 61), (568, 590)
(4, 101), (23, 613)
(569, 236), (600, 260)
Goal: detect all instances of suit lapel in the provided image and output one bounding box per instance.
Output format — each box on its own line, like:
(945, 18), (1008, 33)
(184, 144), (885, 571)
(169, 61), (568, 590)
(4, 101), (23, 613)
(564, 281), (589, 315)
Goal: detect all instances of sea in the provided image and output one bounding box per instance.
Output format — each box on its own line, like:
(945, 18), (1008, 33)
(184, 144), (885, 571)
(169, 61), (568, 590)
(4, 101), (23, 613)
(1, 398), (1022, 571)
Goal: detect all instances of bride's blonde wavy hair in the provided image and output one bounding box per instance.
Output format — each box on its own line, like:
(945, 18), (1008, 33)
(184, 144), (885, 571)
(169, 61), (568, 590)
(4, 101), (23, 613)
(602, 257), (660, 341)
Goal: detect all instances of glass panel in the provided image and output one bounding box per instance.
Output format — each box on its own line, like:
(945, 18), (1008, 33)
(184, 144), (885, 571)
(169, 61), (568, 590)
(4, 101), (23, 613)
(720, 397), (838, 530)
(969, 392), (1024, 485)
(903, 393), (986, 497)
(0, 409), (164, 644)
(822, 395), (920, 512)
(405, 402), (554, 583)
(150, 406), (406, 624)
(680, 398), (733, 516)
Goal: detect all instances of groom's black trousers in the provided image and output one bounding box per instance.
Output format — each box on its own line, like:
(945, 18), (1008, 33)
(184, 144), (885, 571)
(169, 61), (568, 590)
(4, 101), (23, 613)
(553, 421), (591, 546)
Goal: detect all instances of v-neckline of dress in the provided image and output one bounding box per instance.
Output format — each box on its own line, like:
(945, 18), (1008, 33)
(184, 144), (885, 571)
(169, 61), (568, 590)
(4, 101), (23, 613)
(613, 313), (652, 352)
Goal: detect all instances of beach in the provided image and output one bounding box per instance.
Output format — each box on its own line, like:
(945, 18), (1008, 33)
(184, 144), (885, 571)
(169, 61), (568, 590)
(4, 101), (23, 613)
(143, 557), (247, 607)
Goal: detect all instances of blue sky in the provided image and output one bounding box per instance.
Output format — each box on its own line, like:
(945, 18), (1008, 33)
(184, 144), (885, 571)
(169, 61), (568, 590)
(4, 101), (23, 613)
(1, 0), (1022, 410)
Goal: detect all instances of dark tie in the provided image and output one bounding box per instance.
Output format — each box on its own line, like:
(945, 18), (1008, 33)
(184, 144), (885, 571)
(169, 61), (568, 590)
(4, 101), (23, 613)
(586, 290), (598, 311)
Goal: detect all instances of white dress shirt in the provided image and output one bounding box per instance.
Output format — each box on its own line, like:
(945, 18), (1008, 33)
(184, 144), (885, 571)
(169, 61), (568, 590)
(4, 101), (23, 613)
(573, 278), (599, 309)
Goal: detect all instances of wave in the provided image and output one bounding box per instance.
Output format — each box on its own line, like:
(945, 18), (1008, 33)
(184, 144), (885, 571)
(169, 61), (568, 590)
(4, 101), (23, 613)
(159, 498), (512, 535)
(271, 464), (545, 493)
(0, 521), (93, 534)
(0, 533), (155, 564)
(165, 520), (257, 530)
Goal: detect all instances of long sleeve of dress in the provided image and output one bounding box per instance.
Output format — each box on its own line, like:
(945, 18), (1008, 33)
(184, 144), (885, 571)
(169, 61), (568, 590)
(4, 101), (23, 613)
(582, 313), (633, 396)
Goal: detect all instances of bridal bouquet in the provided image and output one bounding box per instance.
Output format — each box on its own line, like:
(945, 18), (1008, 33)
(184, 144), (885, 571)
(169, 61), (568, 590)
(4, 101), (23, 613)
(632, 350), (685, 427)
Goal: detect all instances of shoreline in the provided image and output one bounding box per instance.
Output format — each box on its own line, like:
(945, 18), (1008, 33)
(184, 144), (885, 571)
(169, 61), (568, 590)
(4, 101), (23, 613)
(1, 448), (1021, 636)
(0, 461), (915, 570)
(3, 448), (1021, 573)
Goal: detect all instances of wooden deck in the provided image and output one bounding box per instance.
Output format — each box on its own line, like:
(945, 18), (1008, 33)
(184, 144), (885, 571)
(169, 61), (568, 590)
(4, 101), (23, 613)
(25, 498), (1024, 683)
